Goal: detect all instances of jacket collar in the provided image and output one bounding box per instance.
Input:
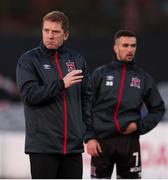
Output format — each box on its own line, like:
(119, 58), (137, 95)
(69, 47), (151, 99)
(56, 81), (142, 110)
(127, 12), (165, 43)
(111, 56), (136, 68)
(39, 41), (66, 56)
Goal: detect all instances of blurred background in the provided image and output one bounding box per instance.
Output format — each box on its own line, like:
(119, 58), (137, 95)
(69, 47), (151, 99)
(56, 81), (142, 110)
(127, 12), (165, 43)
(0, 0), (168, 178)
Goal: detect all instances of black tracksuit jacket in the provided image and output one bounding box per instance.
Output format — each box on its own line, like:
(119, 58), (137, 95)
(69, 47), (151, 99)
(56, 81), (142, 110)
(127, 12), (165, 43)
(91, 58), (165, 139)
(16, 42), (95, 154)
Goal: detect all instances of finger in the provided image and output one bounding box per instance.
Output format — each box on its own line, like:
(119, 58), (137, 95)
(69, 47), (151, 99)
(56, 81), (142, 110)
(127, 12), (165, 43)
(94, 144), (102, 157)
(87, 148), (91, 155)
(94, 151), (100, 157)
(71, 70), (83, 76)
(97, 143), (102, 154)
(72, 75), (83, 80)
(92, 145), (101, 157)
(71, 79), (82, 85)
(71, 79), (83, 83)
(88, 149), (96, 156)
(91, 149), (98, 157)
(87, 146), (97, 157)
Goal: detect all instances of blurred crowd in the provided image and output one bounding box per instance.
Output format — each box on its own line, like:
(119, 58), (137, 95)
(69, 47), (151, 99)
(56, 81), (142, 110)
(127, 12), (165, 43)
(0, 0), (168, 34)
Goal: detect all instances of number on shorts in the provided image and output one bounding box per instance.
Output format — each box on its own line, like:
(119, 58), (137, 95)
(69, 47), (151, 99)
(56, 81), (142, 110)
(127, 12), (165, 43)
(133, 152), (139, 166)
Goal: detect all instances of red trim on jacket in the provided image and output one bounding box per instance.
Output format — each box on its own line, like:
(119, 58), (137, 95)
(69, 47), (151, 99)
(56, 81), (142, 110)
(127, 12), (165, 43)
(114, 63), (127, 132)
(55, 51), (68, 154)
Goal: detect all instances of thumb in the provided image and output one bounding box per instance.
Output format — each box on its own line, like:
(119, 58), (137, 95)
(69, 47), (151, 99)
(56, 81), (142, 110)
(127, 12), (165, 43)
(97, 143), (102, 153)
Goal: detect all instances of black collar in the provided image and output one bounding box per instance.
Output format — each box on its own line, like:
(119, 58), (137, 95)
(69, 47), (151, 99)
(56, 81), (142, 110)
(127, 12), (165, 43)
(39, 41), (66, 56)
(110, 56), (136, 69)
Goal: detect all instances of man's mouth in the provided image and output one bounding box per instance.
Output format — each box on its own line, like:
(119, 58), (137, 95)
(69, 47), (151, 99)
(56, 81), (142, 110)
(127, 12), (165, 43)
(47, 41), (55, 45)
(127, 54), (133, 58)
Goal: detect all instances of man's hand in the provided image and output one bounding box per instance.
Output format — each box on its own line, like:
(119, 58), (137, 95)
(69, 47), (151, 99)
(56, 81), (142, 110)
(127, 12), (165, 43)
(63, 70), (83, 88)
(123, 122), (137, 134)
(86, 139), (102, 157)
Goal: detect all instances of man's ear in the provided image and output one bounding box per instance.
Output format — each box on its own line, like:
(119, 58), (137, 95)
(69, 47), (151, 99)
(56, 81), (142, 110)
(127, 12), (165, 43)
(113, 45), (117, 54)
(64, 31), (69, 41)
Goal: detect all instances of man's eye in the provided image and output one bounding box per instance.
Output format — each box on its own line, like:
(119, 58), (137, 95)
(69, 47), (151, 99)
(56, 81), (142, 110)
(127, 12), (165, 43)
(52, 30), (60, 33)
(123, 44), (128, 48)
(44, 29), (49, 32)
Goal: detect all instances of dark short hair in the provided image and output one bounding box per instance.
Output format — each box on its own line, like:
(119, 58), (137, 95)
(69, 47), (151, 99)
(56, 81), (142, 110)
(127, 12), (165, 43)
(114, 30), (136, 41)
(42, 11), (70, 32)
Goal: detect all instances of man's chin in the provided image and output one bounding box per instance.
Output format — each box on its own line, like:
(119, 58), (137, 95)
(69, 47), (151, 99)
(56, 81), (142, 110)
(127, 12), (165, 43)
(46, 45), (57, 50)
(126, 57), (133, 62)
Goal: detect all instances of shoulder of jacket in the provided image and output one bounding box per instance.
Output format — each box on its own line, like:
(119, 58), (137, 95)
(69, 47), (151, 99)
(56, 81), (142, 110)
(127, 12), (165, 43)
(94, 64), (111, 73)
(134, 66), (155, 85)
(63, 48), (87, 67)
(64, 48), (84, 58)
(26, 47), (39, 56)
(21, 47), (39, 59)
(138, 67), (153, 78)
(18, 47), (39, 65)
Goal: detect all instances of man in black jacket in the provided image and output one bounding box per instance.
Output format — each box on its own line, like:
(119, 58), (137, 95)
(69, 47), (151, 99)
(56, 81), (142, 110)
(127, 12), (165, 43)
(86, 30), (165, 179)
(16, 11), (95, 179)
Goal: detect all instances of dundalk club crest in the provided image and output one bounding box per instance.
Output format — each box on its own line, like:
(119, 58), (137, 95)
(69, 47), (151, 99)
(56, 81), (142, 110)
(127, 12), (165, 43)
(130, 76), (141, 89)
(66, 60), (76, 72)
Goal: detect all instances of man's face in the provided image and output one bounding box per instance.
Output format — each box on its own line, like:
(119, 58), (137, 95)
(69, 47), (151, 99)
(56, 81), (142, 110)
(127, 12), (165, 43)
(114, 36), (137, 62)
(42, 20), (69, 49)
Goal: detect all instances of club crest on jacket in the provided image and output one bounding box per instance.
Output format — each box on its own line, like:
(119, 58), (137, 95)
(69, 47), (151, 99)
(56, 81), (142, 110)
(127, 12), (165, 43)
(130, 77), (141, 89)
(66, 61), (76, 72)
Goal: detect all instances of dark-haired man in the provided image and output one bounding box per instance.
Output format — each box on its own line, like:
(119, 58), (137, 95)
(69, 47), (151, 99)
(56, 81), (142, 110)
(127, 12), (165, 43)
(87, 30), (165, 178)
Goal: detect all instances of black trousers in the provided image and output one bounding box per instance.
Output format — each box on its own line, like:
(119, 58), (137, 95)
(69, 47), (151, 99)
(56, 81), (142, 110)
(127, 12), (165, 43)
(91, 133), (141, 179)
(29, 153), (83, 179)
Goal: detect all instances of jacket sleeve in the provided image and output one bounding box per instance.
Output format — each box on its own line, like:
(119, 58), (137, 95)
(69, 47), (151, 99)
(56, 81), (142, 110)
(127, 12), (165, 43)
(137, 74), (165, 135)
(81, 58), (96, 142)
(16, 53), (65, 106)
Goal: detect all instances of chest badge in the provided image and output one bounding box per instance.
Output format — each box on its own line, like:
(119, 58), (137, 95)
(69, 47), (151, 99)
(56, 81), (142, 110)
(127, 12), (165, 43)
(105, 75), (114, 86)
(66, 61), (76, 72)
(130, 76), (141, 89)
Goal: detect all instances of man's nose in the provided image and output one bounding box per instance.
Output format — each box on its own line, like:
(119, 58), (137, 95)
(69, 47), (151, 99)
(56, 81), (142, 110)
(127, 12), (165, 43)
(48, 32), (54, 39)
(127, 46), (133, 52)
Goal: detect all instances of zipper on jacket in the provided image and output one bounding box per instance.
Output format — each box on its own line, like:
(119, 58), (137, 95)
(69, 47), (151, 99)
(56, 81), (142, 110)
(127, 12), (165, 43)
(55, 51), (68, 154)
(114, 63), (127, 133)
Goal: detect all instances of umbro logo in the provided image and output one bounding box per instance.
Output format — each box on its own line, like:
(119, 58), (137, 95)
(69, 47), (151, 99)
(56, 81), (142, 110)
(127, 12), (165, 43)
(43, 64), (51, 70)
(105, 75), (114, 86)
